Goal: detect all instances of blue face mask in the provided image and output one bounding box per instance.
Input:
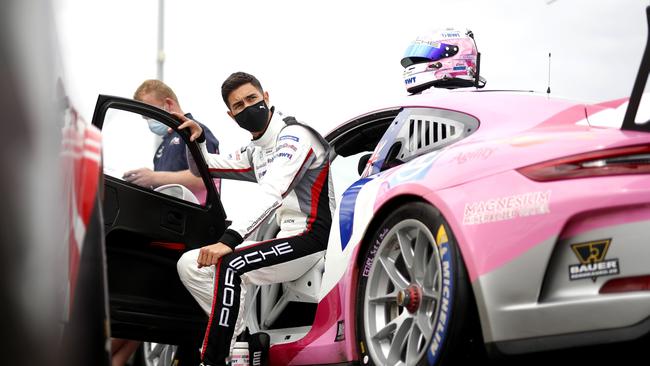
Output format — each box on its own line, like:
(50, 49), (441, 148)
(147, 119), (169, 136)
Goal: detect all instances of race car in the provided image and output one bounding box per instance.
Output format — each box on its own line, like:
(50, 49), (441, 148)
(94, 9), (650, 366)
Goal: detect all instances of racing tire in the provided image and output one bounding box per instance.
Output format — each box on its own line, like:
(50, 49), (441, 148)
(356, 202), (472, 366)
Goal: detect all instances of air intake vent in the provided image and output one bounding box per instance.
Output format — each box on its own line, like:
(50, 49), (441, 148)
(407, 116), (465, 156)
(372, 108), (479, 173)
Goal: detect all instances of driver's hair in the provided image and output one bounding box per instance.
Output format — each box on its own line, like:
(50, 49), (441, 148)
(133, 79), (180, 105)
(221, 72), (264, 107)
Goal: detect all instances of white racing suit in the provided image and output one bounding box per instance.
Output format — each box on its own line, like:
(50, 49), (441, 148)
(177, 108), (335, 365)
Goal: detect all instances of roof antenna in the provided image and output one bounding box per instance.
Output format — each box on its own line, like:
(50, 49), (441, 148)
(467, 30), (486, 88)
(547, 52), (552, 94)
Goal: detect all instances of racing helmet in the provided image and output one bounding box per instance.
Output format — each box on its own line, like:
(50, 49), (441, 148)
(401, 28), (486, 93)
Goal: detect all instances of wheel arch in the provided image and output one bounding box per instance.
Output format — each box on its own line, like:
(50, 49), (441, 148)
(354, 194), (424, 268)
(354, 194), (473, 280)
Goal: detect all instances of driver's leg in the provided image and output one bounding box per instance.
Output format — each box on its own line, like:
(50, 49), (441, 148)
(189, 233), (325, 366)
(176, 249), (217, 315)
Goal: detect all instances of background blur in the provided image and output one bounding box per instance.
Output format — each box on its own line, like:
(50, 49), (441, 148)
(55, 0), (648, 221)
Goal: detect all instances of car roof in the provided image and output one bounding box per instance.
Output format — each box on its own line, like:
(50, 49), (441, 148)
(399, 90), (584, 126)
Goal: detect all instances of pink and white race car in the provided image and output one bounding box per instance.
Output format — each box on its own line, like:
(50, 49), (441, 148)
(95, 10), (650, 366)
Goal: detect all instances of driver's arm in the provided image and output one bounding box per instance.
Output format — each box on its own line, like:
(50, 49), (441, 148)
(187, 142), (257, 182)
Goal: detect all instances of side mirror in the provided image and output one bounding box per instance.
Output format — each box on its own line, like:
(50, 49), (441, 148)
(358, 153), (372, 176)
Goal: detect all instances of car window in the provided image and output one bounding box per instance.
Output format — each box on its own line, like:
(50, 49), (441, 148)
(102, 108), (156, 178)
(331, 151), (371, 204)
(327, 109), (400, 203)
(101, 108), (206, 205)
(363, 107), (479, 177)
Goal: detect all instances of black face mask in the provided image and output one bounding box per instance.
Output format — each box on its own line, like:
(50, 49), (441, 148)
(233, 100), (270, 133)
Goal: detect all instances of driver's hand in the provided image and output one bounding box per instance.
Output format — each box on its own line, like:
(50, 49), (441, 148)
(197, 242), (233, 268)
(172, 112), (203, 141)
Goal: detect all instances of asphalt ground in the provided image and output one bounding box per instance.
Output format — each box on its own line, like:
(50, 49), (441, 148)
(483, 333), (650, 365)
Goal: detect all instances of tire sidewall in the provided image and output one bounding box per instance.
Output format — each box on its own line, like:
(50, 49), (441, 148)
(356, 202), (468, 366)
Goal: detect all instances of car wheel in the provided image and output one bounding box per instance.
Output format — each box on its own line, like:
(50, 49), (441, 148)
(356, 202), (471, 366)
(139, 342), (177, 366)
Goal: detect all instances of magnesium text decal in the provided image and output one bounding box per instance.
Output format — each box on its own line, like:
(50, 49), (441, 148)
(463, 191), (551, 225)
(569, 239), (619, 282)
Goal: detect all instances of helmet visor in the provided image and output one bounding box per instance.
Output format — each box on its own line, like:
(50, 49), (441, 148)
(401, 42), (459, 67)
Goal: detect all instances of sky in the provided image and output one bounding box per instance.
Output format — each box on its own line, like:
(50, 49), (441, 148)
(55, 0), (649, 221)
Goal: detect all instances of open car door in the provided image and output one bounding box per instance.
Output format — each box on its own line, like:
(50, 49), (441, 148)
(91, 95), (227, 345)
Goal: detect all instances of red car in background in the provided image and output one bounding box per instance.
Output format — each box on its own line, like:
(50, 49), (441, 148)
(1, 1), (109, 365)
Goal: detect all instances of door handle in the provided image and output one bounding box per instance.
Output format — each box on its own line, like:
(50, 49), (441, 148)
(161, 207), (185, 234)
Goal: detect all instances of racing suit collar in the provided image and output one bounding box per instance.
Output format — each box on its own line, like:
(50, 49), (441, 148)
(252, 106), (282, 147)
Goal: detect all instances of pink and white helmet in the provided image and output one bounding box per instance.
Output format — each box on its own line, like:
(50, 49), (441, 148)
(401, 28), (486, 93)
